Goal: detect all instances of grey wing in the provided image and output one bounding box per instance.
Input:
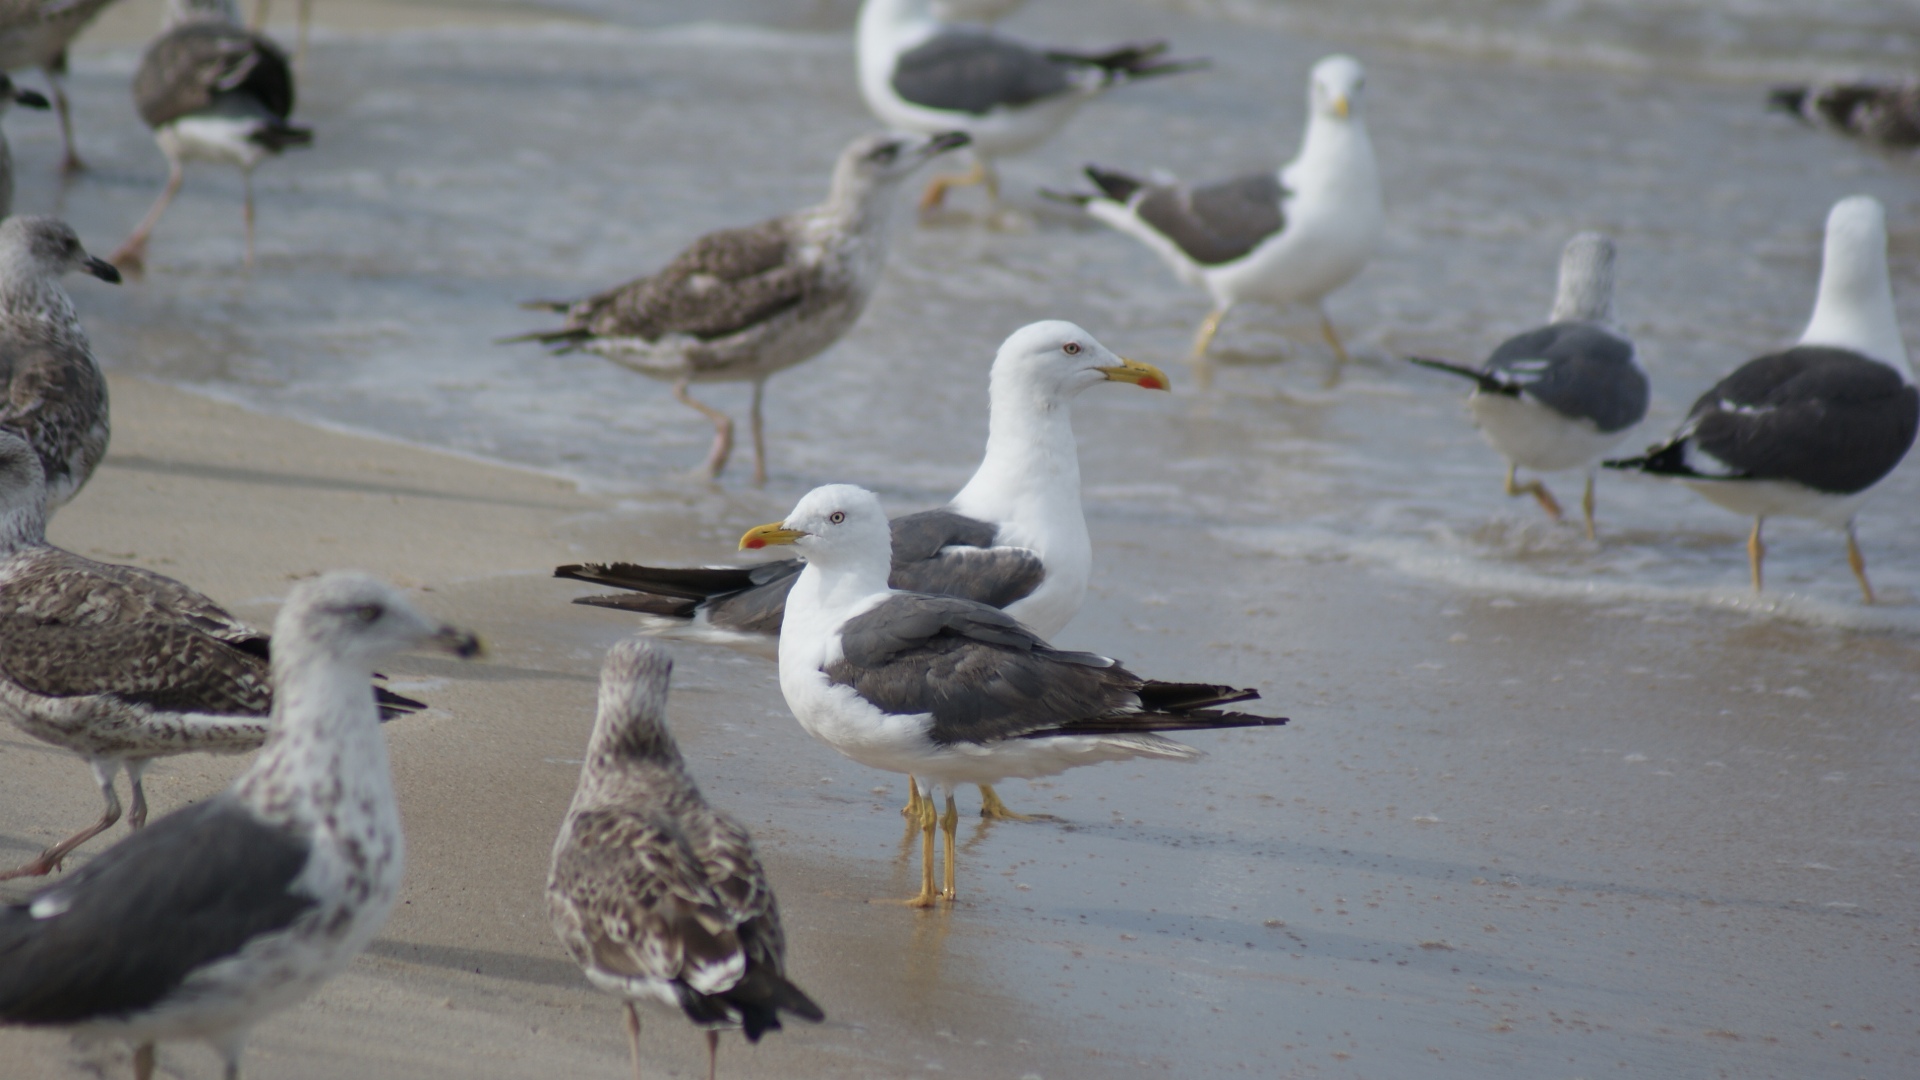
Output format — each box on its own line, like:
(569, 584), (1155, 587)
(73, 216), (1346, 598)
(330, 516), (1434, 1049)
(132, 23), (294, 129)
(1486, 322), (1647, 433)
(579, 221), (807, 343)
(886, 509), (1044, 609)
(890, 29), (1076, 114)
(0, 334), (106, 505)
(0, 795), (314, 1024)
(1135, 172), (1285, 266)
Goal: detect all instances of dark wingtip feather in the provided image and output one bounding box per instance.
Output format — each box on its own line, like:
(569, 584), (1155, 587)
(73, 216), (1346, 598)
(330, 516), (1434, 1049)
(1407, 356), (1513, 395)
(374, 685), (428, 721)
(518, 298), (574, 313)
(1603, 439), (1694, 477)
(1084, 164), (1144, 203)
(495, 327), (589, 348)
(1767, 86), (1811, 120)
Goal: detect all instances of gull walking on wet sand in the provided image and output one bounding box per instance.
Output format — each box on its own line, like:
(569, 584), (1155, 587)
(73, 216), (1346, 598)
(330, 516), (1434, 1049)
(0, 433), (425, 880)
(745, 484), (1287, 908)
(1409, 232), (1648, 538)
(506, 131), (968, 485)
(1048, 55), (1381, 384)
(0, 573), (480, 1080)
(0, 216), (120, 513)
(0, 0), (119, 174)
(549, 638), (822, 1080)
(110, 0), (312, 274)
(1606, 195), (1916, 602)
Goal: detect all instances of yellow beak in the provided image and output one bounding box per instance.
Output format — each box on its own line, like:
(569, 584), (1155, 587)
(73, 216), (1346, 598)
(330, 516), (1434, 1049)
(739, 523), (806, 551)
(1332, 95), (1350, 119)
(1098, 357), (1171, 391)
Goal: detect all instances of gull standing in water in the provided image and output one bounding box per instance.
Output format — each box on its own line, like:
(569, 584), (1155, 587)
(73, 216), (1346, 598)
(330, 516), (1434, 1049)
(1048, 55), (1382, 384)
(549, 638), (822, 1080)
(1606, 195), (1916, 602)
(0, 573), (480, 1080)
(745, 484), (1286, 908)
(508, 131), (968, 486)
(1409, 232), (1648, 538)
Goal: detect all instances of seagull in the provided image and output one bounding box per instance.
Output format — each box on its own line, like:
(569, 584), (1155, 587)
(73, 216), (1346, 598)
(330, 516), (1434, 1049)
(1046, 54), (1382, 383)
(0, 572), (480, 1080)
(1606, 195), (1917, 602)
(0, 432), (425, 880)
(0, 0), (119, 173)
(857, 0), (1203, 211)
(0, 72), (49, 215)
(1770, 80), (1919, 152)
(549, 637), (823, 1080)
(108, 0), (312, 274)
(0, 216), (121, 514)
(556, 321), (1168, 820)
(506, 130), (970, 485)
(743, 484), (1287, 908)
(1408, 232), (1648, 538)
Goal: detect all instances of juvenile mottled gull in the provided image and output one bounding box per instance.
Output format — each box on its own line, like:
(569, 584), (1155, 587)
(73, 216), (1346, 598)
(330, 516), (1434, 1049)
(0, 0), (118, 173)
(1409, 232), (1648, 538)
(556, 322), (1168, 820)
(109, 0), (312, 274)
(507, 130), (968, 485)
(1048, 55), (1382, 382)
(0, 433), (424, 880)
(1607, 195), (1917, 602)
(1770, 80), (1920, 151)
(0, 573), (479, 1080)
(745, 485), (1287, 907)
(0, 72), (48, 216)
(0, 216), (120, 513)
(858, 0), (1202, 210)
(549, 638), (823, 1080)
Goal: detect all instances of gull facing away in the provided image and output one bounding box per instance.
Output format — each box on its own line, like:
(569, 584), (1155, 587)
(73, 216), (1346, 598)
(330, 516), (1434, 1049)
(0, 0), (118, 173)
(556, 322), (1169, 820)
(858, 0), (1203, 211)
(1408, 232), (1648, 539)
(108, 0), (312, 274)
(743, 485), (1287, 908)
(1047, 55), (1382, 384)
(0, 433), (425, 880)
(506, 131), (969, 485)
(549, 638), (823, 1080)
(0, 573), (480, 1080)
(1770, 80), (1919, 152)
(1606, 195), (1917, 603)
(0, 216), (121, 513)
(0, 72), (49, 215)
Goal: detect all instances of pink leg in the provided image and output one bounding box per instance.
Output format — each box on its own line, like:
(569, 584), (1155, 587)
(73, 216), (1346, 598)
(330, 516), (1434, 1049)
(673, 377), (734, 478)
(111, 156), (186, 275)
(0, 759), (123, 880)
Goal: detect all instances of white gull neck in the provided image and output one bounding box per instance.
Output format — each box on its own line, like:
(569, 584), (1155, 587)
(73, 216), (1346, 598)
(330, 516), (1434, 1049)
(1800, 195), (1910, 382)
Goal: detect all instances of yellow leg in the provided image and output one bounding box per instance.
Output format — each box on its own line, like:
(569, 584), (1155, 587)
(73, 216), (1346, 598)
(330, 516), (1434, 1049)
(1190, 308), (1227, 391)
(978, 783), (1037, 821)
(1748, 517), (1765, 594)
(1318, 306), (1350, 388)
(940, 793), (959, 902)
(1504, 463), (1563, 521)
(878, 793), (940, 908)
(919, 159), (988, 211)
(1845, 523), (1874, 605)
(1582, 473), (1597, 541)
(901, 775), (923, 819)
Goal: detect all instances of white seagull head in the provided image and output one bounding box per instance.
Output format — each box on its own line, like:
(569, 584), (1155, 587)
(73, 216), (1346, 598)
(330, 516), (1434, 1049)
(740, 483), (893, 575)
(991, 320), (1170, 405)
(274, 573), (484, 675)
(1800, 194), (1910, 380)
(1309, 55), (1367, 122)
(1549, 231), (1617, 325)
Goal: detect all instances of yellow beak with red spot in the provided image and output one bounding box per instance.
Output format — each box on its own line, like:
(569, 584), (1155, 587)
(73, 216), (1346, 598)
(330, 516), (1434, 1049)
(1098, 357), (1171, 391)
(740, 523), (806, 550)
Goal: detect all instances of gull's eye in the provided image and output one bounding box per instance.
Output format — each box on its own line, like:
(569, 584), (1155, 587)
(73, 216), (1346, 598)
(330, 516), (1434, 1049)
(355, 604), (382, 624)
(828, 511), (846, 525)
(1062, 342), (1081, 356)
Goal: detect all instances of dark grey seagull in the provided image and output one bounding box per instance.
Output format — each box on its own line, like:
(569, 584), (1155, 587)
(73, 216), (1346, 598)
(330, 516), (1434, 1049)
(1409, 232), (1649, 538)
(0, 572), (480, 1080)
(1770, 80), (1920, 152)
(744, 484), (1287, 908)
(0, 215), (120, 513)
(0, 0), (118, 173)
(506, 130), (969, 485)
(1607, 195), (1917, 602)
(0, 432), (424, 880)
(109, 0), (311, 274)
(549, 637), (822, 1080)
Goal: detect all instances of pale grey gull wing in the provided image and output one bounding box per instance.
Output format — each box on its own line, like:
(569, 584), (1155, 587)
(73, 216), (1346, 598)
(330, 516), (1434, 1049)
(0, 794), (314, 1024)
(133, 21), (296, 130)
(1132, 172), (1286, 267)
(0, 332), (105, 506)
(1484, 322), (1647, 434)
(1608, 346), (1918, 494)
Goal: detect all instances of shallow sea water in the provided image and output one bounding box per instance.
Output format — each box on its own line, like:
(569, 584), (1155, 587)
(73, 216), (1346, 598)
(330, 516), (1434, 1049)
(20, 0), (1920, 1076)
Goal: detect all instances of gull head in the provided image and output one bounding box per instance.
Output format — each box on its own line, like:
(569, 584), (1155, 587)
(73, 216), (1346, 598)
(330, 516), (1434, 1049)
(1309, 55), (1367, 122)
(1550, 231), (1617, 325)
(741, 483), (892, 571)
(1801, 194), (1908, 377)
(0, 217), (121, 285)
(592, 637), (681, 766)
(992, 320), (1169, 404)
(833, 131), (971, 198)
(0, 430), (47, 546)
(274, 573), (484, 674)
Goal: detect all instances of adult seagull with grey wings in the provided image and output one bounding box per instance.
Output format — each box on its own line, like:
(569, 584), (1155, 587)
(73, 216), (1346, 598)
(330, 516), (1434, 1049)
(0, 573), (481, 1080)
(1409, 232), (1648, 538)
(1606, 195), (1916, 603)
(743, 484), (1287, 908)
(858, 0), (1203, 211)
